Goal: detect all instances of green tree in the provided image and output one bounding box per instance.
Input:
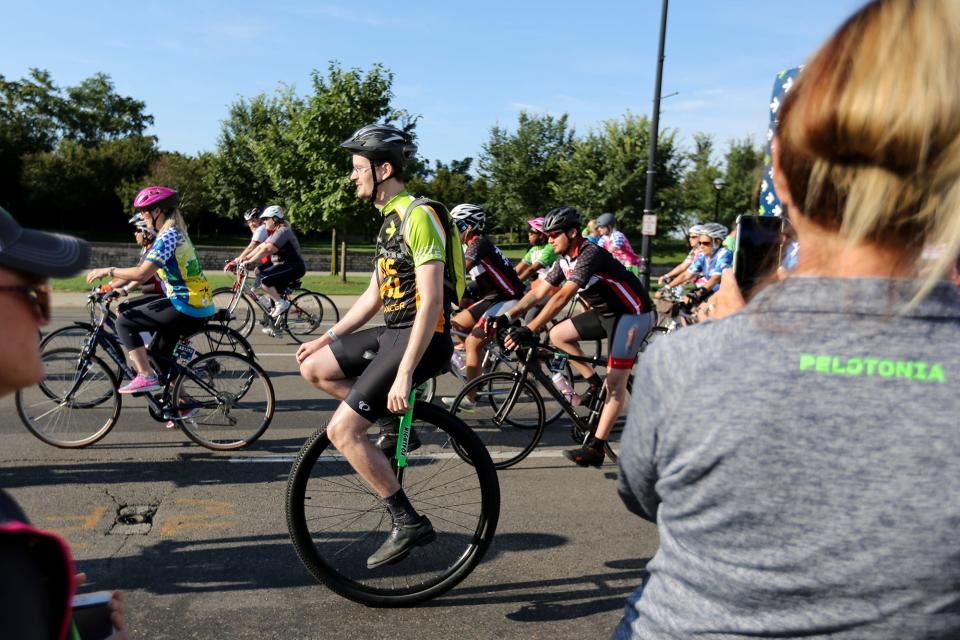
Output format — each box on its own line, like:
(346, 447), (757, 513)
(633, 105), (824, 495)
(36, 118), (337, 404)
(555, 112), (684, 236)
(209, 94), (279, 217)
(720, 137), (764, 226)
(479, 111), (576, 236)
(676, 133), (724, 228)
(252, 62), (413, 235)
(59, 73), (153, 146)
(21, 135), (158, 230)
(407, 157), (489, 211)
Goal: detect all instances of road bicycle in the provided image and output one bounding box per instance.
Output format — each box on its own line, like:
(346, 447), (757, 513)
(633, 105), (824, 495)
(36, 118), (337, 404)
(286, 390), (500, 606)
(212, 264), (340, 343)
(17, 292), (274, 450)
(40, 291), (256, 367)
(447, 326), (666, 469)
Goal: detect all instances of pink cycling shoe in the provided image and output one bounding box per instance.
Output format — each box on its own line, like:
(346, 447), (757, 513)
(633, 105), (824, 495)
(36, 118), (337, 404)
(119, 373), (162, 394)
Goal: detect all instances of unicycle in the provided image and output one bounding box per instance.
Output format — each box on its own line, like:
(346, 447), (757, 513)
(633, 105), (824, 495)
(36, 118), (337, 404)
(285, 390), (500, 606)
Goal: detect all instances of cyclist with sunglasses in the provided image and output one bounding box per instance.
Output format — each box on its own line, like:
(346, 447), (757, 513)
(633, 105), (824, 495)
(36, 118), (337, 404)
(496, 206), (655, 467)
(86, 186), (215, 395)
(97, 215), (163, 298)
(665, 223), (733, 306)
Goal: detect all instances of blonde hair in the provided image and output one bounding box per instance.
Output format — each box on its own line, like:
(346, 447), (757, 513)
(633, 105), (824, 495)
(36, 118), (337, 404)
(779, 0), (960, 301)
(157, 209), (187, 235)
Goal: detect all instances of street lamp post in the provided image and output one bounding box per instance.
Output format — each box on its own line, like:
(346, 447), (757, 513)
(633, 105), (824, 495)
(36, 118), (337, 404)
(713, 177), (726, 220)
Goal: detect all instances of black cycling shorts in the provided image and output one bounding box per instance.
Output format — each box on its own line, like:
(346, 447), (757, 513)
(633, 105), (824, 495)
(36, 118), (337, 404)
(260, 260), (306, 291)
(330, 326), (454, 421)
(571, 309), (655, 370)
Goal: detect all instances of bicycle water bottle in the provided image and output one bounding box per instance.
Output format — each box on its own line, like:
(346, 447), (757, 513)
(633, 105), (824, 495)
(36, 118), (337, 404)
(551, 370), (581, 406)
(451, 350), (466, 370)
(257, 294), (273, 311)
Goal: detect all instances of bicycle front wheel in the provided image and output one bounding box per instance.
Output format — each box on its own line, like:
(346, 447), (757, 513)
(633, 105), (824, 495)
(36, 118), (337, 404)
(286, 402), (500, 606)
(15, 348), (121, 448)
(173, 352), (275, 450)
(212, 287), (256, 338)
(451, 372), (545, 469)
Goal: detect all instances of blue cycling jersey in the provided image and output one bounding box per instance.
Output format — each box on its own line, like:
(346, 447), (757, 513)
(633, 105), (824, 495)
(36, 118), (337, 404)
(688, 247), (733, 291)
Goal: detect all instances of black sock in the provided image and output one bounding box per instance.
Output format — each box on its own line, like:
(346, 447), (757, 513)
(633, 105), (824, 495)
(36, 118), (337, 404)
(586, 374), (603, 388)
(384, 489), (419, 524)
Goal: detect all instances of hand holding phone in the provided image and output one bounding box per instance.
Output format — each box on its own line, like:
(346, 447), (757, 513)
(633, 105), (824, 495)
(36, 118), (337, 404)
(72, 591), (116, 640)
(732, 214), (785, 299)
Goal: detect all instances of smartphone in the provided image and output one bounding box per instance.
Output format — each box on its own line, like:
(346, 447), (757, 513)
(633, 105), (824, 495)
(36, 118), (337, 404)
(72, 591), (115, 640)
(733, 214), (785, 298)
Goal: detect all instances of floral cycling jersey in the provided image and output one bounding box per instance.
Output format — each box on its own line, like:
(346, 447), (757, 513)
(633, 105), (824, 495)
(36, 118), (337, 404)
(599, 230), (642, 268)
(688, 247), (733, 292)
(464, 235), (524, 300)
(143, 226), (215, 317)
(543, 239), (652, 316)
(375, 191), (464, 332)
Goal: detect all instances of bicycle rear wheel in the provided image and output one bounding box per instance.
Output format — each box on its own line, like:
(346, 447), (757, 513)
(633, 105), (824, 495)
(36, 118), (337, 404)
(16, 348), (121, 448)
(286, 402), (499, 606)
(184, 324), (256, 360)
(173, 352), (275, 450)
(284, 292), (327, 343)
(450, 372), (545, 469)
(212, 287), (256, 338)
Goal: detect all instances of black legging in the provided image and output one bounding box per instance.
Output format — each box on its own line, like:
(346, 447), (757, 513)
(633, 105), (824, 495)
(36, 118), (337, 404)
(260, 260), (306, 292)
(115, 295), (209, 359)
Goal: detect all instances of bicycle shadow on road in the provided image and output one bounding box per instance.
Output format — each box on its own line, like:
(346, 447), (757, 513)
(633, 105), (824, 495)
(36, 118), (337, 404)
(75, 532), (317, 595)
(428, 556), (649, 622)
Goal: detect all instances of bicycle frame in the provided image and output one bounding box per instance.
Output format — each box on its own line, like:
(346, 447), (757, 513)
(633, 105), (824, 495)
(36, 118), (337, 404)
(499, 344), (608, 443)
(70, 297), (231, 421)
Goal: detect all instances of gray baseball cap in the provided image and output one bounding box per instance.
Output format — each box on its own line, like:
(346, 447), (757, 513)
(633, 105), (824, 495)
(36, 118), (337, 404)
(0, 207), (90, 278)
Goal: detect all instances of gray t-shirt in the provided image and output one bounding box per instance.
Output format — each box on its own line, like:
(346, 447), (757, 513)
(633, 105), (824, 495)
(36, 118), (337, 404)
(615, 276), (960, 639)
(266, 225), (302, 265)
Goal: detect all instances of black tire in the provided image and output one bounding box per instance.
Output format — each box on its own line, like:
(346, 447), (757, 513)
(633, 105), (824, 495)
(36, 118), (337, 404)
(212, 287), (256, 338)
(451, 372), (546, 469)
(15, 348), (121, 448)
(286, 402), (499, 606)
(40, 323), (126, 381)
(283, 292), (326, 343)
(183, 324), (256, 361)
(173, 352), (275, 450)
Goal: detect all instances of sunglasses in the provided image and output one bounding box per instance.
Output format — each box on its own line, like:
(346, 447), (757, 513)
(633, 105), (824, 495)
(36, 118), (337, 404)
(0, 281), (51, 323)
(546, 231), (567, 239)
(698, 240), (713, 246)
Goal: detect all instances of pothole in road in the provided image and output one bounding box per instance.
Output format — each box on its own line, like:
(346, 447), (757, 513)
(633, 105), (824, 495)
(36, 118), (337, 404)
(109, 505), (157, 535)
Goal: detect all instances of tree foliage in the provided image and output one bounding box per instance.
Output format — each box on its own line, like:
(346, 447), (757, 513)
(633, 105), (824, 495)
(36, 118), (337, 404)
(480, 112), (576, 234)
(406, 158), (489, 213)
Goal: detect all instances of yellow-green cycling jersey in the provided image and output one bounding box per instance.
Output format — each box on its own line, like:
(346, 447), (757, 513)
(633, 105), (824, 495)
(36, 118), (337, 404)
(143, 226), (215, 318)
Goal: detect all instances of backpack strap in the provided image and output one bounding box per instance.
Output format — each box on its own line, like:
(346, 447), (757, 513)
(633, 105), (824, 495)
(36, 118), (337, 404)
(400, 197), (459, 301)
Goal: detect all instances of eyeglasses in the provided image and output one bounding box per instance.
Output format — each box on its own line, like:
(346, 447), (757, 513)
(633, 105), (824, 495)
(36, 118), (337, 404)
(0, 281), (51, 323)
(350, 166), (372, 176)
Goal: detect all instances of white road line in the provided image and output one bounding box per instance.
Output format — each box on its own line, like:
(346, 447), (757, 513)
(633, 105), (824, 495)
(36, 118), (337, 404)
(225, 449), (579, 463)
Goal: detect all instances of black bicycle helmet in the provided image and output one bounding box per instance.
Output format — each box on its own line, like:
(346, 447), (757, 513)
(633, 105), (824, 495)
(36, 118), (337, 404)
(341, 124), (417, 170)
(542, 206), (582, 234)
(243, 207), (261, 221)
(342, 123), (418, 202)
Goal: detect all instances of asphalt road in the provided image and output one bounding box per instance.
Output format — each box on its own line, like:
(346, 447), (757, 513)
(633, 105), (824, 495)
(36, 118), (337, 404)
(1, 307), (659, 640)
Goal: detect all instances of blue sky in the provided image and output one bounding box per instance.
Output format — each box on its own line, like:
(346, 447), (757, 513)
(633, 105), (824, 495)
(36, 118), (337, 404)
(2, 0), (866, 166)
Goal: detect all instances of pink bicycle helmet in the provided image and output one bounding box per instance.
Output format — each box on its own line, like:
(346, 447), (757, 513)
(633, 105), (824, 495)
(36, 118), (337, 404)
(527, 217), (545, 233)
(133, 185), (178, 210)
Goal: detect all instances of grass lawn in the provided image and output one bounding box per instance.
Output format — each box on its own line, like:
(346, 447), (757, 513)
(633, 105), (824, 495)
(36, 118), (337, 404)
(52, 274), (371, 295)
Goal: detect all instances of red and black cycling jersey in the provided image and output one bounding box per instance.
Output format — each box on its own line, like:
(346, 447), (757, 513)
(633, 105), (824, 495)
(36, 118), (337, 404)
(543, 239), (652, 316)
(464, 235), (524, 301)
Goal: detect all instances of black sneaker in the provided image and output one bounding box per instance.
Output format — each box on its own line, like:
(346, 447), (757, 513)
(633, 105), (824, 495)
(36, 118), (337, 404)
(367, 516), (436, 569)
(373, 418), (421, 457)
(563, 443), (606, 468)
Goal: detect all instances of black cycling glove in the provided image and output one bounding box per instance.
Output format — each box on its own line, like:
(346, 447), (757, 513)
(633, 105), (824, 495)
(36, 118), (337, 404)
(506, 326), (538, 348)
